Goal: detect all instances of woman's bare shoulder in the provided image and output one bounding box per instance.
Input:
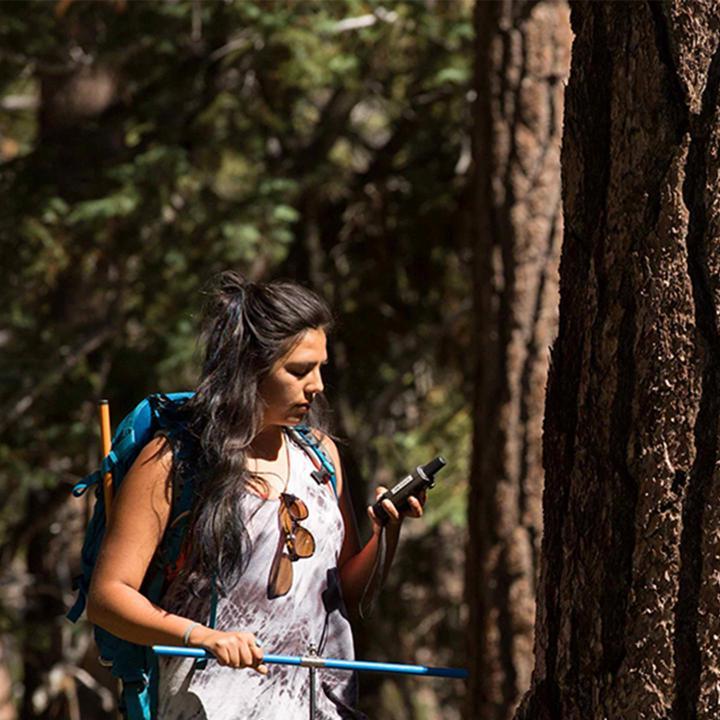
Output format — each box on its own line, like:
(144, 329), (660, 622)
(119, 435), (175, 508)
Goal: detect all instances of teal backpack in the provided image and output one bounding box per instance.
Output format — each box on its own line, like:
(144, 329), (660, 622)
(67, 392), (337, 719)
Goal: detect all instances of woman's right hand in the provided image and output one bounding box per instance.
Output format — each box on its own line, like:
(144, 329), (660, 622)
(190, 627), (268, 674)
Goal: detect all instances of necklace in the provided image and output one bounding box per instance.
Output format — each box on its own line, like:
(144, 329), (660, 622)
(247, 429), (291, 499)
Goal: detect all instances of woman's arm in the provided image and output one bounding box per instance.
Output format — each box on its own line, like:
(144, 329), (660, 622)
(86, 437), (266, 672)
(318, 436), (423, 612)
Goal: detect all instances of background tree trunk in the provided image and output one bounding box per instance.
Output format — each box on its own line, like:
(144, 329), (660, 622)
(466, 2), (571, 719)
(518, 3), (720, 718)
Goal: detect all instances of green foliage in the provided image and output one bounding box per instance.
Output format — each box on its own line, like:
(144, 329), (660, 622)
(0, 1), (472, 717)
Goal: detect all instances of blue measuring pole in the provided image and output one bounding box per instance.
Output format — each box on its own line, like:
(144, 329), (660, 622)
(153, 646), (468, 680)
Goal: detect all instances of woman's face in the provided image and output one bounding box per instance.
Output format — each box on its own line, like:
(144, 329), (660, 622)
(258, 327), (328, 427)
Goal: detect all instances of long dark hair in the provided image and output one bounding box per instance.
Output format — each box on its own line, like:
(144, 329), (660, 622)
(179, 271), (333, 597)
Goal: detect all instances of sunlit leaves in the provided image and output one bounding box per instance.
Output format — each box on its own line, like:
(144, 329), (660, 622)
(66, 191), (139, 224)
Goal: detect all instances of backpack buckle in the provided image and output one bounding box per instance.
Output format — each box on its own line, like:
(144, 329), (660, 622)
(311, 469), (328, 485)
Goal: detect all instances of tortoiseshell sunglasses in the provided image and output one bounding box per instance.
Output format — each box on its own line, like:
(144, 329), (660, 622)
(268, 493), (315, 598)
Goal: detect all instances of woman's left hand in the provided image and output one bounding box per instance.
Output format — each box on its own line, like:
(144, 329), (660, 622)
(367, 487), (426, 533)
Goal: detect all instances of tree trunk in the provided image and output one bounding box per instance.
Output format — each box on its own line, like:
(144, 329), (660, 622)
(518, 3), (720, 719)
(467, 2), (571, 719)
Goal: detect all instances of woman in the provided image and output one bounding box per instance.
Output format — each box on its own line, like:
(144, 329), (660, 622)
(87, 272), (424, 720)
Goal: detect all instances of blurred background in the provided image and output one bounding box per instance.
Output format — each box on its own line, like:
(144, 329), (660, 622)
(0, 1), (570, 718)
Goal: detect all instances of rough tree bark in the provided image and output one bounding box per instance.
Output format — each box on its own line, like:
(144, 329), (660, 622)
(517, 2), (720, 719)
(467, 2), (571, 719)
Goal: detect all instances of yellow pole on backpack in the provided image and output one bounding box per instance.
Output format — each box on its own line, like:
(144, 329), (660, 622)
(99, 399), (113, 523)
(99, 400), (124, 719)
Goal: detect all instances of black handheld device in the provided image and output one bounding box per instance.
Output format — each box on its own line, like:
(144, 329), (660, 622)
(371, 456), (447, 525)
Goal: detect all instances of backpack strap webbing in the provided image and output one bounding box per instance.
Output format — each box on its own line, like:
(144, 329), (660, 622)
(286, 425), (338, 497)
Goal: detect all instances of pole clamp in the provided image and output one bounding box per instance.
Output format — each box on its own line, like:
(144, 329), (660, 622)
(302, 643), (323, 668)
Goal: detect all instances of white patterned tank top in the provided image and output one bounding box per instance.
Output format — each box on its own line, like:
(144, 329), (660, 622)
(158, 431), (365, 720)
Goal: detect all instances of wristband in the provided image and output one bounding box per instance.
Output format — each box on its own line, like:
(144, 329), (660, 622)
(183, 621), (201, 647)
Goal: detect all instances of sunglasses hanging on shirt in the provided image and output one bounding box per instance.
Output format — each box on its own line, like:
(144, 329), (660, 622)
(267, 493), (316, 599)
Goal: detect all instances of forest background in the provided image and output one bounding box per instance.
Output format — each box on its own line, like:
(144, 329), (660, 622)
(7, 2), (718, 720)
(0, 2), (480, 718)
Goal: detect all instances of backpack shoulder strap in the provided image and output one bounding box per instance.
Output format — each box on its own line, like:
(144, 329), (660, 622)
(70, 393), (193, 498)
(287, 425), (338, 497)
